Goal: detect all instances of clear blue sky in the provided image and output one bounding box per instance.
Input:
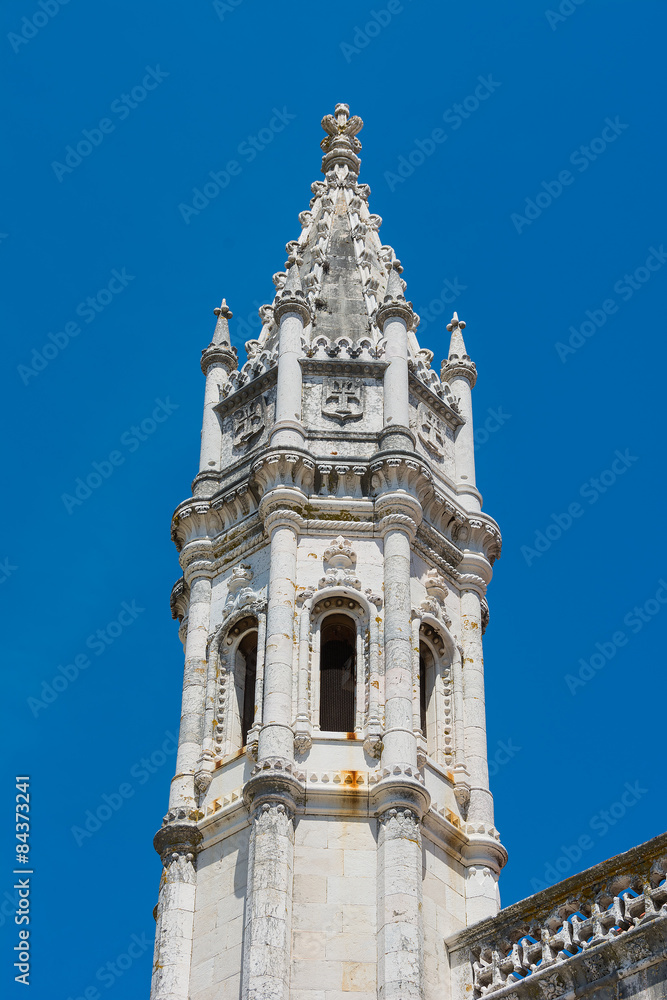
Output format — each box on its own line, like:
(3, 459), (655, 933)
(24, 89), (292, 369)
(2, 1), (665, 996)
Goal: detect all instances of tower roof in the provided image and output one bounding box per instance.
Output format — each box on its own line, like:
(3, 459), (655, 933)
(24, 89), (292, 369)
(251, 104), (420, 357)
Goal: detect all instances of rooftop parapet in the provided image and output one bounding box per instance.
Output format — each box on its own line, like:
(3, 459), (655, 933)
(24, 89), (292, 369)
(447, 831), (667, 1000)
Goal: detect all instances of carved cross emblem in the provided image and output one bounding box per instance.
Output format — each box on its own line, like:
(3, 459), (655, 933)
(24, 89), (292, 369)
(322, 377), (363, 423)
(417, 403), (445, 457)
(232, 399), (265, 449)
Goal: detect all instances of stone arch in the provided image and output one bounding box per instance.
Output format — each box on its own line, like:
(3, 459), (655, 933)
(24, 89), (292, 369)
(211, 606), (264, 759)
(416, 616), (458, 767)
(310, 590), (368, 735)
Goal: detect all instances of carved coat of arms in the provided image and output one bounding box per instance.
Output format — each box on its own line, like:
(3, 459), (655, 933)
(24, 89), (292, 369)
(321, 377), (364, 423)
(417, 403), (446, 457)
(232, 399), (265, 449)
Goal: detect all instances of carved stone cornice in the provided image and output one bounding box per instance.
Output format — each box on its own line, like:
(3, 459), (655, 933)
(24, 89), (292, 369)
(213, 366), (277, 418)
(408, 371), (464, 429)
(299, 358), (388, 378)
(252, 450), (315, 500)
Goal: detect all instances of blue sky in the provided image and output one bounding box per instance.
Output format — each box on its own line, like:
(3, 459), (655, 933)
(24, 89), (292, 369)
(2, 1), (666, 996)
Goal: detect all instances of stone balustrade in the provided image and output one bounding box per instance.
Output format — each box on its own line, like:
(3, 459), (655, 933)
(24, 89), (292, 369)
(446, 832), (667, 1000)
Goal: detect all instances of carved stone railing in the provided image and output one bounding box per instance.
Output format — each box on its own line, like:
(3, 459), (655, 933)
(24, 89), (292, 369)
(446, 832), (667, 1000)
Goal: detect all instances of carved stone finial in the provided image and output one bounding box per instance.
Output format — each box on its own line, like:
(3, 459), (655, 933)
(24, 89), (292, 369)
(446, 312), (466, 332)
(320, 103), (363, 174)
(214, 299), (233, 320)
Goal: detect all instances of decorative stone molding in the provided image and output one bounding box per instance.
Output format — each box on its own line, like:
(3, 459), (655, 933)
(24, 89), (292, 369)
(170, 576), (188, 622)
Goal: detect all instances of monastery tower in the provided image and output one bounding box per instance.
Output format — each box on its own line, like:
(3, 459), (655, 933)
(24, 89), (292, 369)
(150, 104), (506, 1000)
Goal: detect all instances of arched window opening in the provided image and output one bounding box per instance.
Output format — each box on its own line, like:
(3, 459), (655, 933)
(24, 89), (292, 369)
(238, 630), (258, 746)
(319, 614), (356, 732)
(419, 648), (428, 736)
(419, 640), (436, 748)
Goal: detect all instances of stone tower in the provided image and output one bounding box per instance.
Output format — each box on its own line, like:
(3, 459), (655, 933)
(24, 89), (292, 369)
(150, 104), (506, 1000)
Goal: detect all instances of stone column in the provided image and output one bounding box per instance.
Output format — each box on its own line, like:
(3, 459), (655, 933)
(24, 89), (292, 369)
(411, 614), (422, 738)
(380, 513), (419, 769)
(198, 361), (226, 473)
(271, 267), (310, 450)
(377, 806), (425, 1000)
(168, 550), (213, 811)
(459, 582), (493, 826)
(257, 510), (300, 763)
(374, 506), (429, 1000)
(150, 822), (202, 1000)
(241, 794), (298, 1000)
(459, 573), (506, 922)
(377, 266), (415, 452)
(383, 313), (410, 430)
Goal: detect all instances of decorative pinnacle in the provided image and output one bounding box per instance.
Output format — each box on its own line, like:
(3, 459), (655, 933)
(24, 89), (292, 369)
(201, 297), (238, 374)
(443, 312), (476, 387)
(320, 103), (363, 174)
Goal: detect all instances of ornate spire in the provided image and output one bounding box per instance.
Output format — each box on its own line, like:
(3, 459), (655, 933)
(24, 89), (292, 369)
(442, 312), (477, 387)
(200, 298), (237, 374)
(320, 103), (363, 174)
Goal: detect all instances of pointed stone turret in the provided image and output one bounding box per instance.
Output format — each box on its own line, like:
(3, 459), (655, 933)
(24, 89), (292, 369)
(442, 312), (480, 513)
(442, 311), (477, 387)
(152, 106), (506, 1000)
(198, 298), (237, 482)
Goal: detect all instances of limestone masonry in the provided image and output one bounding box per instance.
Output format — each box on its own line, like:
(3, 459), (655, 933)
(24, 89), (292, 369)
(149, 105), (666, 1000)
